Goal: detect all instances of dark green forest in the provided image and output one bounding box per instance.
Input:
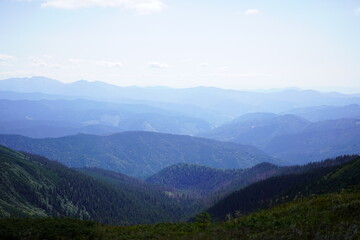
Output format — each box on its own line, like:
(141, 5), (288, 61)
(0, 145), (199, 225)
(207, 155), (360, 220)
(145, 155), (357, 202)
(1, 192), (359, 240)
(1, 145), (360, 239)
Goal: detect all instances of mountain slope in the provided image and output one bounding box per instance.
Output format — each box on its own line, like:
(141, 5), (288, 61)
(0, 145), (198, 224)
(199, 113), (310, 149)
(146, 163), (245, 197)
(77, 167), (177, 197)
(200, 112), (360, 164)
(0, 132), (277, 177)
(264, 118), (360, 164)
(207, 155), (360, 220)
(284, 104), (360, 121)
(146, 162), (280, 199)
(145, 155), (356, 201)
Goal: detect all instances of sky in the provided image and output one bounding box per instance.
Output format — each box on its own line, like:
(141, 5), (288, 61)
(0, 0), (360, 92)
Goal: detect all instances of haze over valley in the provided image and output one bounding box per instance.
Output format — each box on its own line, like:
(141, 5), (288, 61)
(1, 0), (360, 239)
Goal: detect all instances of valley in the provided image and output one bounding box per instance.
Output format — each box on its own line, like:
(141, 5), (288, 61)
(2, 1), (360, 238)
(0, 79), (359, 239)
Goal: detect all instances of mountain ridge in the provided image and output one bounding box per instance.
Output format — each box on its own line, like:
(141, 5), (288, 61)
(0, 131), (278, 177)
(0, 98), (213, 137)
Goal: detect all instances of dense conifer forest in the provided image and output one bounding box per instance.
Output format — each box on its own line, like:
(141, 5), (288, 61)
(1, 144), (360, 239)
(0, 145), (200, 224)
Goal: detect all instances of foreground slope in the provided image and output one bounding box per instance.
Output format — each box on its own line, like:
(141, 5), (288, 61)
(0, 132), (277, 177)
(1, 192), (359, 240)
(0, 145), (198, 224)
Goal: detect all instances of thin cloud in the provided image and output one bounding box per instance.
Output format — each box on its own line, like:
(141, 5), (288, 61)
(42, 54), (54, 59)
(179, 73), (270, 78)
(0, 54), (16, 62)
(97, 61), (123, 67)
(39, 0), (166, 15)
(28, 56), (65, 69)
(28, 56), (48, 67)
(201, 62), (208, 68)
(244, 9), (260, 16)
(219, 66), (228, 71)
(148, 61), (169, 68)
(221, 73), (270, 78)
(355, 8), (360, 15)
(0, 70), (34, 78)
(68, 58), (84, 64)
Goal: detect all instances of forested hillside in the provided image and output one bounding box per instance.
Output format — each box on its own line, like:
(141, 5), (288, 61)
(0, 145), (199, 224)
(146, 155), (357, 202)
(146, 163), (245, 197)
(1, 192), (359, 240)
(146, 162), (280, 199)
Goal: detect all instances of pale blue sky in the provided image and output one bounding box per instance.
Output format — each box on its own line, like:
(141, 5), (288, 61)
(1, 0), (360, 92)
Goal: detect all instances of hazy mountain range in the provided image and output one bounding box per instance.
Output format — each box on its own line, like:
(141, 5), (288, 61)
(0, 99), (211, 137)
(1, 76), (360, 232)
(283, 104), (360, 122)
(0, 76), (359, 166)
(1, 76), (360, 125)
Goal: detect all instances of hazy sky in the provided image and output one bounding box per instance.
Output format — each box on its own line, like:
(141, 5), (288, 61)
(1, 0), (360, 92)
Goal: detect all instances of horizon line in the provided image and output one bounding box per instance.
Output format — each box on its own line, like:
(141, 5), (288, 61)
(0, 75), (359, 95)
